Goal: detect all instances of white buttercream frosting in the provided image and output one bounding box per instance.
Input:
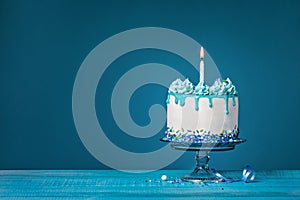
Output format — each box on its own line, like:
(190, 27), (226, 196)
(169, 78), (194, 94)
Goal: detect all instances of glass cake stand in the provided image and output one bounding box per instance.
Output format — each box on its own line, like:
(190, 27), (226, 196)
(160, 137), (246, 182)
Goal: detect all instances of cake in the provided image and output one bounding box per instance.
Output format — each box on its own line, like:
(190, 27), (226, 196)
(164, 47), (240, 143)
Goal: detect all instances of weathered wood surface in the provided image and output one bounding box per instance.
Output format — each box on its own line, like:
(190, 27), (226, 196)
(0, 170), (299, 199)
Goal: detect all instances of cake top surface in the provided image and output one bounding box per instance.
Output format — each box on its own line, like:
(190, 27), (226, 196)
(168, 78), (238, 96)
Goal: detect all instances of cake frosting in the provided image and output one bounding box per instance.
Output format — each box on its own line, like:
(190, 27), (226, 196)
(165, 77), (239, 143)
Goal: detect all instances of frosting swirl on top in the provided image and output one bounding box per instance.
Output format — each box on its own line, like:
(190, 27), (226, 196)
(168, 78), (238, 96)
(168, 78), (182, 93)
(194, 81), (209, 95)
(169, 78), (194, 94)
(223, 78), (238, 95)
(209, 78), (226, 95)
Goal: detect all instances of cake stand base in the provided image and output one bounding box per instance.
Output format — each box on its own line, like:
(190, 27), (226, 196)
(160, 138), (246, 182)
(181, 151), (221, 182)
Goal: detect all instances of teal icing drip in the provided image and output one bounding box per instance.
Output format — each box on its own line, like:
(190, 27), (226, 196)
(207, 96), (213, 108)
(232, 96), (236, 107)
(178, 94), (186, 106)
(166, 94), (170, 104)
(167, 92), (186, 106)
(167, 92), (236, 115)
(173, 93), (179, 104)
(195, 96), (200, 111)
(167, 92), (179, 104)
(224, 95), (229, 115)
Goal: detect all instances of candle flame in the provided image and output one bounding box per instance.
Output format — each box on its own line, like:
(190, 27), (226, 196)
(200, 47), (204, 59)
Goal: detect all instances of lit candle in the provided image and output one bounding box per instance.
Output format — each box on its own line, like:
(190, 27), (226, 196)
(200, 46), (204, 59)
(200, 47), (205, 82)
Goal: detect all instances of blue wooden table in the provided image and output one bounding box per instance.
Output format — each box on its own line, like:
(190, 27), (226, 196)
(0, 170), (299, 199)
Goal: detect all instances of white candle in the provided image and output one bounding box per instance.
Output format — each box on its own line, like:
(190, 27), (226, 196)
(200, 47), (204, 82)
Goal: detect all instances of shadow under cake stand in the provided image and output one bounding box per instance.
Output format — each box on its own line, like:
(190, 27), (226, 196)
(160, 137), (246, 182)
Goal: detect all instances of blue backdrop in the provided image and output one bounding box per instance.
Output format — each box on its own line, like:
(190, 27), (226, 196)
(1, 0), (299, 170)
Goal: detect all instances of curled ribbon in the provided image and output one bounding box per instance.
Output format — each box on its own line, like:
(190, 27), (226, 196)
(211, 165), (256, 183)
(242, 165), (256, 183)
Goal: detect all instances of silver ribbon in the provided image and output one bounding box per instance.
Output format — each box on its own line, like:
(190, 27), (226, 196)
(211, 165), (256, 183)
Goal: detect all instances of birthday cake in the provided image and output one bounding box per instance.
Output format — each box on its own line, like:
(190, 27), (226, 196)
(164, 47), (239, 143)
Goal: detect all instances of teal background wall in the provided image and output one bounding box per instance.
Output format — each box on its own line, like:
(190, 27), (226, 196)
(1, 0), (299, 170)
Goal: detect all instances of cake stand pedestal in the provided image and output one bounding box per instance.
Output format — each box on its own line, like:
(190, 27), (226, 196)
(160, 138), (246, 182)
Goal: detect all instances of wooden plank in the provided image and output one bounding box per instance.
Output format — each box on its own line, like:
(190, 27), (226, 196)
(0, 170), (299, 199)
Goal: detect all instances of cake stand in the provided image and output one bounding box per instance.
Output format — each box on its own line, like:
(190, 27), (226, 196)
(160, 138), (246, 182)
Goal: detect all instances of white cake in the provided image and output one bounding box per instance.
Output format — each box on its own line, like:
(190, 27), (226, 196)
(164, 78), (240, 143)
